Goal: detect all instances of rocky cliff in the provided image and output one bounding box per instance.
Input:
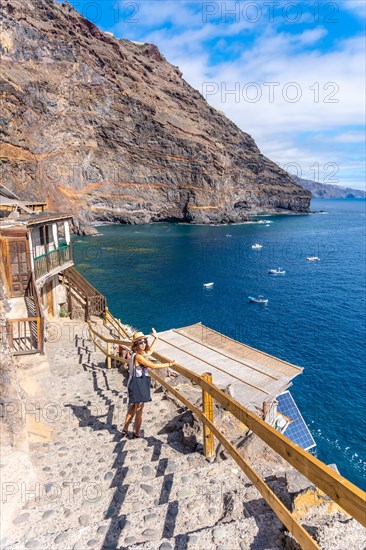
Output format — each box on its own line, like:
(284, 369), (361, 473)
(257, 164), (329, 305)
(290, 175), (366, 199)
(0, 0), (311, 231)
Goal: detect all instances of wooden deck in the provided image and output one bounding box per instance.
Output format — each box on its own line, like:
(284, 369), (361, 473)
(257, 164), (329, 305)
(156, 322), (303, 411)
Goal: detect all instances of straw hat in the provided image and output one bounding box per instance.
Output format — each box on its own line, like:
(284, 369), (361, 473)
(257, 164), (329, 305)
(132, 331), (148, 344)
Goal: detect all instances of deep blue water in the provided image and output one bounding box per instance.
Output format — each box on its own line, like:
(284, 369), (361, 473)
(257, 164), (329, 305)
(73, 199), (366, 490)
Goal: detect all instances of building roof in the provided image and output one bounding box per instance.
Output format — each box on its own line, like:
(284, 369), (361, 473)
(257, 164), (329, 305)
(20, 212), (73, 225)
(0, 196), (47, 212)
(156, 322), (303, 412)
(0, 183), (20, 200)
(0, 212), (73, 230)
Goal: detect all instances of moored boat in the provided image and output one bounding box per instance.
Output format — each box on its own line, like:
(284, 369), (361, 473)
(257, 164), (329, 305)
(268, 268), (286, 275)
(307, 256), (320, 261)
(203, 282), (214, 288)
(248, 295), (268, 304)
(252, 243), (263, 250)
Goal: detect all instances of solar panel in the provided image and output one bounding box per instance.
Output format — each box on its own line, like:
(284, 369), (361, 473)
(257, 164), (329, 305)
(276, 391), (316, 451)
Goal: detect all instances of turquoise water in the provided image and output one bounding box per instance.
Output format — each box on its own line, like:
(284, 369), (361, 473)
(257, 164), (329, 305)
(73, 199), (366, 490)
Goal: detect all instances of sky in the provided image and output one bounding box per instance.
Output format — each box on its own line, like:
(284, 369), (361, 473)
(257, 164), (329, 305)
(59, 0), (365, 190)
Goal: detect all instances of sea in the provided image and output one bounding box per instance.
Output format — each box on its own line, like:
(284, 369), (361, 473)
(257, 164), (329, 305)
(73, 199), (366, 491)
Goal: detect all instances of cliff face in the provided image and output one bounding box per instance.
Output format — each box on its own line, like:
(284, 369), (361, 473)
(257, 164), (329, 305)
(0, 0), (310, 230)
(290, 175), (366, 199)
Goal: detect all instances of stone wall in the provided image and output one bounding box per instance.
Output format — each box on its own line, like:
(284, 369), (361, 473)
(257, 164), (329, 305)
(0, 281), (36, 540)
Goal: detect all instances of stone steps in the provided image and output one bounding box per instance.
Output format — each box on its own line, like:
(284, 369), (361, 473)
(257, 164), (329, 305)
(130, 511), (285, 550)
(34, 445), (207, 485)
(4, 506), (285, 550)
(2, 320), (291, 550)
(7, 469), (286, 549)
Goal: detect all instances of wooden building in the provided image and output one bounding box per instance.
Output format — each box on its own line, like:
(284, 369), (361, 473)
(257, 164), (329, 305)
(0, 209), (74, 354)
(0, 183), (46, 214)
(156, 323), (316, 451)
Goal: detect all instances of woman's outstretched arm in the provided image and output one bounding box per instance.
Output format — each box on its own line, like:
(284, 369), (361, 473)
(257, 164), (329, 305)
(136, 353), (175, 369)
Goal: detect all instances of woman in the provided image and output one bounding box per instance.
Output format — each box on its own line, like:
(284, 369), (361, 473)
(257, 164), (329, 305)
(121, 329), (175, 438)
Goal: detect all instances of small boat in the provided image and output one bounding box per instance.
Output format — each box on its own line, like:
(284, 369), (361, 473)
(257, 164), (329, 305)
(268, 268), (286, 275)
(252, 243), (263, 250)
(248, 295), (268, 304)
(225, 234), (232, 237)
(307, 256), (320, 261)
(203, 282), (214, 288)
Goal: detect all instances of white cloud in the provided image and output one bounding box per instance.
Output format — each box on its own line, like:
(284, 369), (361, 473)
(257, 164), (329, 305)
(328, 131), (366, 144)
(341, 0), (366, 19)
(295, 27), (328, 45)
(112, 3), (365, 189)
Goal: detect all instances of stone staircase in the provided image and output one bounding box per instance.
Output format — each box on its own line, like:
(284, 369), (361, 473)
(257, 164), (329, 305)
(2, 318), (364, 550)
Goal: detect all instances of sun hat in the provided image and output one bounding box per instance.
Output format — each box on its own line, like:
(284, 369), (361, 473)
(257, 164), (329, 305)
(132, 331), (149, 344)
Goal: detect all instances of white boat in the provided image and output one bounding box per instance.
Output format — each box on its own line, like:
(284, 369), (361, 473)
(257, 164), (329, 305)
(203, 282), (214, 288)
(307, 256), (320, 261)
(252, 243), (263, 250)
(268, 268), (286, 275)
(225, 234), (232, 237)
(248, 295), (268, 304)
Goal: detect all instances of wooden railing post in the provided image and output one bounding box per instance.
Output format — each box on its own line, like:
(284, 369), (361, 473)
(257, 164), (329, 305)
(202, 372), (215, 458)
(105, 306), (109, 325)
(106, 341), (111, 369)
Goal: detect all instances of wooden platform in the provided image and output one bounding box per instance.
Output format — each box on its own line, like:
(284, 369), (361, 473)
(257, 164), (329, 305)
(156, 322), (303, 411)
(7, 297), (28, 319)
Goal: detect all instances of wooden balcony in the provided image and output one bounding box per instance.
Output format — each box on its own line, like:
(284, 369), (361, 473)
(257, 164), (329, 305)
(34, 244), (72, 281)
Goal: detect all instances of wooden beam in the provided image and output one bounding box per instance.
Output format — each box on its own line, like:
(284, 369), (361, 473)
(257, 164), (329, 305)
(151, 351), (366, 525)
(149, 369), (320, 550)
(87, 323), (366, 525)
(202, 372), (215, 458)
(203, 413), (320, 550)
(173, 328), (279, 380)
(199, 377), (366, 526)
(157, 335), (270, 394)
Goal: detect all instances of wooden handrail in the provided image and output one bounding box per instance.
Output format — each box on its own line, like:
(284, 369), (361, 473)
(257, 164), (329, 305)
(152, 351), (366, 526)
(88, 322), (129, 345)
(26, 273), (44, 353)
(7, 274), (44, 355)
(8, 317), (39, 323)
(105, 307), (131, 340)
(87, 320), (366, 546)
(149, 368), (320, 550)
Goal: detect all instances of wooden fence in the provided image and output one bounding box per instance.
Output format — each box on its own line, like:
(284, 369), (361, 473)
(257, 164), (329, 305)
(87, 321), (366, 550)
(63, 267), (106, 320)
(8, 274), (44, 355)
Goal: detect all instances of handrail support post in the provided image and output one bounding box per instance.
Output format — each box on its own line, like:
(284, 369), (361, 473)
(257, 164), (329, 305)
(202, 372), (215, 458)
(106, 342), (111, 369)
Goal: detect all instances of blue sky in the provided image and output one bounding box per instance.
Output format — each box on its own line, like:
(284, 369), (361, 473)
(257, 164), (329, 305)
(59, 0), (365, 190)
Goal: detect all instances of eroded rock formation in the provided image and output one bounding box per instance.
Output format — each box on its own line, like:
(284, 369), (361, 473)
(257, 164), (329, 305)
(0, 0), (311, 231)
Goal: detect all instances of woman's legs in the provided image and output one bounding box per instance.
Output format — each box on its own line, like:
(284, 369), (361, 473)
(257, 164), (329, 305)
(134, 403), (144, 436)
(123, 403), (137, 432)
